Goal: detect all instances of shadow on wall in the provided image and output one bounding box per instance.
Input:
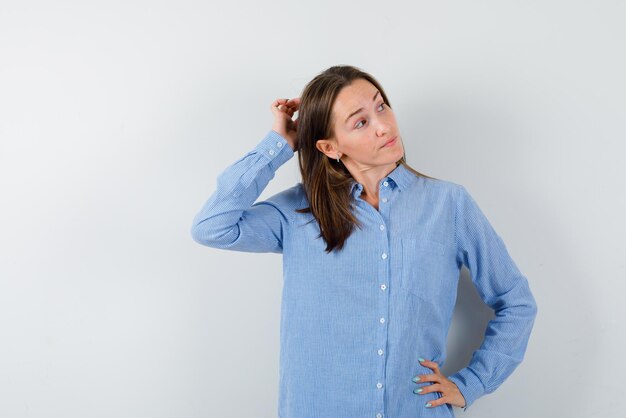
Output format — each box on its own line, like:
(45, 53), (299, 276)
(442, 267), (494, 377)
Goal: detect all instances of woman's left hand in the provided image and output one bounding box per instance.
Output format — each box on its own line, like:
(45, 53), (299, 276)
(413, 358), (467, 409)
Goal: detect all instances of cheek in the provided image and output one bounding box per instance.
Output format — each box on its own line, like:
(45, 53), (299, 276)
(342, 137), (365, 153)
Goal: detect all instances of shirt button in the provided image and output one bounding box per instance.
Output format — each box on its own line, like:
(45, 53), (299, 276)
(383, 181), (389, 187)
(380, 284), (386, 290)
(276, 142), (283, 148)
(381, 253), (387, 259)
(377, 414), (383, 418)
(376, 382), (383, 389)
(379, 317), (385, 324)
(378, 349), (384, 355)
(269, 149), (275, 155)
(382, 197), (388, 203)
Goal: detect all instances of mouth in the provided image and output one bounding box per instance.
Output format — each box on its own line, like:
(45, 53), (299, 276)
(381, 136), (397, 148)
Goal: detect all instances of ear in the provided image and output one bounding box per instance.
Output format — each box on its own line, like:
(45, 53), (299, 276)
(315, 138), (339, 159)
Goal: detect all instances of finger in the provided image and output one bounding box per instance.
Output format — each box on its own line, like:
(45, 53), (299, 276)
(283, 103), (297, 116)
(285, 97), (301, 110)
(275, 104), (295, 115)
(283, 104), (296, 115)
(417, 373), (443, 383)
(424, 397), (446, 408)
(272, 98), (291, 109)
(417, 383), (444, 395)
(419, 358), (441, 373)
(270, 101), (284, 113)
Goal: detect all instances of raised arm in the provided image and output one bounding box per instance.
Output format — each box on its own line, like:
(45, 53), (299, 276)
(190, 97), (301, 253)
(190, 130), (295, 253)
(447, 185), (538, 411)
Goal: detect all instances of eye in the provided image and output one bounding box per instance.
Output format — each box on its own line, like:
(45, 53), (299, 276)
(354, 103), (386, 129)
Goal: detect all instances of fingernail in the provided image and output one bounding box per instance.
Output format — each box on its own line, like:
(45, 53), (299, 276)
(412, 376), (420, 383)
(413, 388), (423, 394)
(418, 357), (425, 362)
(425, 403), (432, 408)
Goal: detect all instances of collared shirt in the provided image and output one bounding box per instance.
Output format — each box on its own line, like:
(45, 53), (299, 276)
(191, 130), (538, 418)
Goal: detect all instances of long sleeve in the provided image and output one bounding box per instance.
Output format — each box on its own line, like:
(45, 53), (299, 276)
(190, 130), (295, 253)
(447, 185), (538, 411)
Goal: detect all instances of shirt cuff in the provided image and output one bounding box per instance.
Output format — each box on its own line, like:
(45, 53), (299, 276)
(263, 130), (294, 169)
(447, 368), (486, 411)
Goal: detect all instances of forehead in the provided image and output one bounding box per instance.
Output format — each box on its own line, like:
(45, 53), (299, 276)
(334, 79), (378, 113)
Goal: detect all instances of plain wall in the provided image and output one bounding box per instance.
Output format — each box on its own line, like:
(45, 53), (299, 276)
(1, 1), (624, 417)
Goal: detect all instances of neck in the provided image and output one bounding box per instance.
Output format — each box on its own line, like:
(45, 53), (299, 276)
(348, 161), (398, 199)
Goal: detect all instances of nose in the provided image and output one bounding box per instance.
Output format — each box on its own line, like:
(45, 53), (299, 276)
(376, 120), (391, 137)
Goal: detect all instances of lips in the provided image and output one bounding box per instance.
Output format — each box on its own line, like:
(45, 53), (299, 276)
(382, 136), (397, 148)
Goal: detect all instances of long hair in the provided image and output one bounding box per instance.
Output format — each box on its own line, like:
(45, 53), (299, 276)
(295, 65), (434, 253)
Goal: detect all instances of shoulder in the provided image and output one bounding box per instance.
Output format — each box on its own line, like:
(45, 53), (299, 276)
(264, 182), (306, 204)
(261, 182), (308, 221)
(410, 175), (466, 199)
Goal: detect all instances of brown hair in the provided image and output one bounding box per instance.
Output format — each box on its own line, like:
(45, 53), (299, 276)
(295, 65), (434, 253)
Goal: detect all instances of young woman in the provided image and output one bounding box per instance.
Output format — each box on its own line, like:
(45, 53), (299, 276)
(191, 65), (538, 418)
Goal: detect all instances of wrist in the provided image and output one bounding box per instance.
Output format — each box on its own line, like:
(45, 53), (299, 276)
(271, 127), (286, 137)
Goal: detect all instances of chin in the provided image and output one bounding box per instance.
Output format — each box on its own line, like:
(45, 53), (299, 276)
(393, 145), (405, 160)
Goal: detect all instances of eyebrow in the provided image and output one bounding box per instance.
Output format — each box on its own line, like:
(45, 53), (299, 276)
(345, 90), (381, 124)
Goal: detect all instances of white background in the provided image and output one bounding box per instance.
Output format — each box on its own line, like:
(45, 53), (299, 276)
(1, 1), (624, 417)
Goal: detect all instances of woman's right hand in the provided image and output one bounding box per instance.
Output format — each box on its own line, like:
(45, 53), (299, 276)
(270, 97), (300, 151)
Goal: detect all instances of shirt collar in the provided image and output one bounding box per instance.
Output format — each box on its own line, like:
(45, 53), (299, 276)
(349, 163), (415, 198)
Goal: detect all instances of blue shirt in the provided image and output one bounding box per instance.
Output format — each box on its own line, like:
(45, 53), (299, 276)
(191, 130), (538, 418)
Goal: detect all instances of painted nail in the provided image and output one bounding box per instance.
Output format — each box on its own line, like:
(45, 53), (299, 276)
(418, 357), (425, 362)
(412, 376), (420, 383)
(413, 388), (423, 394)
(425, 403), (432, 408)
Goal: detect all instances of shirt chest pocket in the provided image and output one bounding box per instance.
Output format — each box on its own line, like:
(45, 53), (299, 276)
(400, 238), (452, 302)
